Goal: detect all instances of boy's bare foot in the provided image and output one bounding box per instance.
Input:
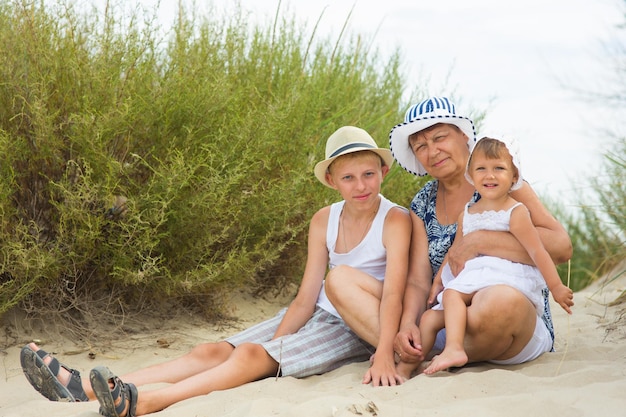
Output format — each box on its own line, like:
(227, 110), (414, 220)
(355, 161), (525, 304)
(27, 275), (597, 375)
(423, 348), (468, 375)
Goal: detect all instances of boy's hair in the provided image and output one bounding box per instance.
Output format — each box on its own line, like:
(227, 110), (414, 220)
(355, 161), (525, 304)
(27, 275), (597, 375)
(327, 150), (385, 174)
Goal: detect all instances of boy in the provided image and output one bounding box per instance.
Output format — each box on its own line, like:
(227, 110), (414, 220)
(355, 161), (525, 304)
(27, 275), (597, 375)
(21, 126), (411, 416)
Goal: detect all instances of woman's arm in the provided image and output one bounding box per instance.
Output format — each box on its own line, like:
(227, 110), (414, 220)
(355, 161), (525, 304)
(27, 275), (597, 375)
(393, 211), (432, 362)
(447, 182), (572, 276)
(511, 182), (572, 263)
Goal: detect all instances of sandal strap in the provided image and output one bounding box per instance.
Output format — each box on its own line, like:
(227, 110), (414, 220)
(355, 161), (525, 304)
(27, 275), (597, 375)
(38, 351), (62, 376)
(112, 377), (126, 416)
(62, 365), (90, 402)
(35, 349), (89, 402)
(111, 377), (138, 417)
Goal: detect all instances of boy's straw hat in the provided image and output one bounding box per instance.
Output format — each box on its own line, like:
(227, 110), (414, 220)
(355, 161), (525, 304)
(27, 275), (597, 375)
(314, 126), (394, 188)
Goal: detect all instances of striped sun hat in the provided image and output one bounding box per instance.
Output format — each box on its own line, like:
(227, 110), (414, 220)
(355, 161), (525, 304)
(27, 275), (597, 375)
(389, 97), (476, 176)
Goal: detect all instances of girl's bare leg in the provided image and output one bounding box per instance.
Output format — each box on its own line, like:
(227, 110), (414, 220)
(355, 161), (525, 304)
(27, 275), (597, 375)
(424, 290), (472, 374)
(396, 309), (444, 380)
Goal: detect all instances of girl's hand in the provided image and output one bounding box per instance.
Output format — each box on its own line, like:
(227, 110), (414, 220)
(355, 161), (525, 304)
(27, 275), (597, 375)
(427, 282), (443, 307)
(551, 284), (574, 314)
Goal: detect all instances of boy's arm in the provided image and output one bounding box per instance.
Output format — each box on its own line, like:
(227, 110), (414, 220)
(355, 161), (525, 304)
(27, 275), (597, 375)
(272, 207), (329, 338)
(366, 206), (412, 385)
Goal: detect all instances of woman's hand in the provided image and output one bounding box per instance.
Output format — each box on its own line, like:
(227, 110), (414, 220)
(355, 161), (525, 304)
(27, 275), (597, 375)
(447, 232), (481, 276)
(393, 324), (424, 364)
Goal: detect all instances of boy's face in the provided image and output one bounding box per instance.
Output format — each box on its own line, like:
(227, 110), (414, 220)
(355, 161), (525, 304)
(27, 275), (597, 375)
(326, 151), (388, 201)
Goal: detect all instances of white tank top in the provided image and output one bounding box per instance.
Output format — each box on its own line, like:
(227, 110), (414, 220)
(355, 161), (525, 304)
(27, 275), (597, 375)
(316, 194), (403, 318)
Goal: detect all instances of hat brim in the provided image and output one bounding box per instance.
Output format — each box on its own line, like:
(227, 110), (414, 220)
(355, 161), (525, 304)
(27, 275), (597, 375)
(314, 148), (395, 188)
(389, 116), (476, 176)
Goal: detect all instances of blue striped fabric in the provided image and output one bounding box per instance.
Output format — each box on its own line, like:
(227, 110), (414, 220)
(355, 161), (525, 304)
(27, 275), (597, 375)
(405, 97), (456, 123)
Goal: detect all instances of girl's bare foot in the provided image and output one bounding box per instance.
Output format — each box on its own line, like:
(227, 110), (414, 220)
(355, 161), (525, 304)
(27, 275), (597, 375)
(423, 348), (468, 375)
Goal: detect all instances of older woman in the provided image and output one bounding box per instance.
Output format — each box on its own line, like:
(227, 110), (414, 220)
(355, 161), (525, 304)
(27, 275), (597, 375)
(326, 96), (572, 380)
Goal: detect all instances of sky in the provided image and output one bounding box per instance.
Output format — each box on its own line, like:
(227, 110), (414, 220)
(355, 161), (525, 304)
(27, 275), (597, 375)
(91, 0), (625, 208)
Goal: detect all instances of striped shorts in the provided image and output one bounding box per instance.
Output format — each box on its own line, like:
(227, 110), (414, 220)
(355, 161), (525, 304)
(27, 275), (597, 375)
(225, 306), (374, 378)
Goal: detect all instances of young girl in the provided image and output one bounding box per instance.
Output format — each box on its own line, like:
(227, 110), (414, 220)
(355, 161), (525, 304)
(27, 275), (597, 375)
(397, 136), (574, 379)
(20, 126), (411, 416)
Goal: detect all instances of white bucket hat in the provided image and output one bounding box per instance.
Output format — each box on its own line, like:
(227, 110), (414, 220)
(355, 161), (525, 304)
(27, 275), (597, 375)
(314, 126), (394, 188)
(389, 97), (476, 176)
(465, 135), (524, 191)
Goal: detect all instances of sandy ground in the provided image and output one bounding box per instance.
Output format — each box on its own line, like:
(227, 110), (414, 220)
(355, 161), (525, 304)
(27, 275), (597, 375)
(1, 271), (625, 417)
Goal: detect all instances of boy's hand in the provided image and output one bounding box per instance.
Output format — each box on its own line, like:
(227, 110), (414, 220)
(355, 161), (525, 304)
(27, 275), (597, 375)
(552, 284), (574, 314)
(363, 355), (404, 387)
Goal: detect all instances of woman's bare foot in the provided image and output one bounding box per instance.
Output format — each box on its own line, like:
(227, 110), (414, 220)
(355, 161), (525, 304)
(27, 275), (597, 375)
(396, 360), (418, 381)
(423, 348), (468, 375)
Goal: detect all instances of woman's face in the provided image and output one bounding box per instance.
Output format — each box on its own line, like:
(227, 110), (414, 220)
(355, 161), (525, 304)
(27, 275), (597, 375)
(409, 123), (470, 180)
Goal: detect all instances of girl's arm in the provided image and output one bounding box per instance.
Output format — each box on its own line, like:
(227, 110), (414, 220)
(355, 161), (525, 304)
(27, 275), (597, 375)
(509, 204), (574, 314)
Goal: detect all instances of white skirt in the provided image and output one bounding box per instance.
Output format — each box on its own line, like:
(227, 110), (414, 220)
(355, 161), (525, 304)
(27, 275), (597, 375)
(435, 256), (545, 316)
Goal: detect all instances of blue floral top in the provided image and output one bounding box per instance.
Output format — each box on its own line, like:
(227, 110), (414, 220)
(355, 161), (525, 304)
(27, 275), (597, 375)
(410, 180), (555, 347)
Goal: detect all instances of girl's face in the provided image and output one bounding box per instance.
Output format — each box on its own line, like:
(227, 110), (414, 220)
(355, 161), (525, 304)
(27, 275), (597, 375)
(467, 150), (518, 199)
(326, 152), (388, 207)
(409, 124), (470, 180)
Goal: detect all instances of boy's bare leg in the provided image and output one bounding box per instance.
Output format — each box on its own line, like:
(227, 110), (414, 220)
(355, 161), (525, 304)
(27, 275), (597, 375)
(120, 342), (279, 416)
(25, 340), (237, 400)
(396, 309), (443, 380)
(119, 340), (235, 386)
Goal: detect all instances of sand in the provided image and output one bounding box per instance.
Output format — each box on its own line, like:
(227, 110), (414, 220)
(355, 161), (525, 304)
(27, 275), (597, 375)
(1, 271), (625, 417)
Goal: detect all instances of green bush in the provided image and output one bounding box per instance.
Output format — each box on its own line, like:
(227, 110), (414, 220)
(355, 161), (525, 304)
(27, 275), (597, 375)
(0, 0), (428, 332)
(554, 137), (626, 291)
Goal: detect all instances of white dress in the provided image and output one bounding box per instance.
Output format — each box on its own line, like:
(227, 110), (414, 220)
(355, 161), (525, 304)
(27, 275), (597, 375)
(434, 202), (546, 316)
